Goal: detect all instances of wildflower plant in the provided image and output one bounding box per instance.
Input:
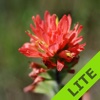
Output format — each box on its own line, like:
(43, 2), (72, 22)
(19, 11), (86, 97)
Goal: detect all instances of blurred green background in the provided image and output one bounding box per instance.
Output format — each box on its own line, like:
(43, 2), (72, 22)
(0, 0), (100, 100)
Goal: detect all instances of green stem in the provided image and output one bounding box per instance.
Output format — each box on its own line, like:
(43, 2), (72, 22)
(56, 69), (60, 85)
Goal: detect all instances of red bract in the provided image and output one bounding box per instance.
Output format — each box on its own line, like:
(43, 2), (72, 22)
(24, 76), (44, 92)
(19, 11), (86, 71)
(24, 62), (46, 92)
(29, 62), (46, 78)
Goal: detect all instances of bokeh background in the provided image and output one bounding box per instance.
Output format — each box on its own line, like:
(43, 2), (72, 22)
(0, 0), (100, 100)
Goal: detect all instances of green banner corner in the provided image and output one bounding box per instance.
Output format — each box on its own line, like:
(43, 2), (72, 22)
(52, 51), (100, 100)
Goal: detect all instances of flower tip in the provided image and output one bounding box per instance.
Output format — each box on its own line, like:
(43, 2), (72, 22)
(45, 10), (49, 14)
(18, 47), (25, 54)
(18, 48), (21, 52)
(83, 43), (86, 47)
(57, 60), (64, 71)
(30, 24), (33, 28)
(32, 16), (35, 20)
(67, 14), (71, 19)
(23, 85), (35, 93)
(44, 10), (50, 19)
(80, 25), (83, 28)
(25, 31), (28, 35)
(68, 14), (71, 17)
(25, 30), (32, 36)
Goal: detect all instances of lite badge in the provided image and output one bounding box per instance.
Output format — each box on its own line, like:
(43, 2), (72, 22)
(68, 68), (97, 96)
(52, 51), (100, 100)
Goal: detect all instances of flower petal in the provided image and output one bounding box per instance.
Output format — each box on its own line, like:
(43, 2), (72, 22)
(24, 84), (36, 92)
(73, 36), (83, 45)
(57, 60), (64, 71)
(18, 43), (40, 57)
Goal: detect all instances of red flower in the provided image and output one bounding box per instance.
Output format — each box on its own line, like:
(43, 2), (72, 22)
(24, 76), (44, 92)
(19, 11), (86, 71)
(29, 62), (46, 78)
(24, 62), (46, 92)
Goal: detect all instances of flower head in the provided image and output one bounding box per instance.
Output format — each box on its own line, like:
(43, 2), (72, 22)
(19, 11), (86, 71)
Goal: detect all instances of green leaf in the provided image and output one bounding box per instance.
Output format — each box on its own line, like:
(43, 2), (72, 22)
(34, 80), (59, 98)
